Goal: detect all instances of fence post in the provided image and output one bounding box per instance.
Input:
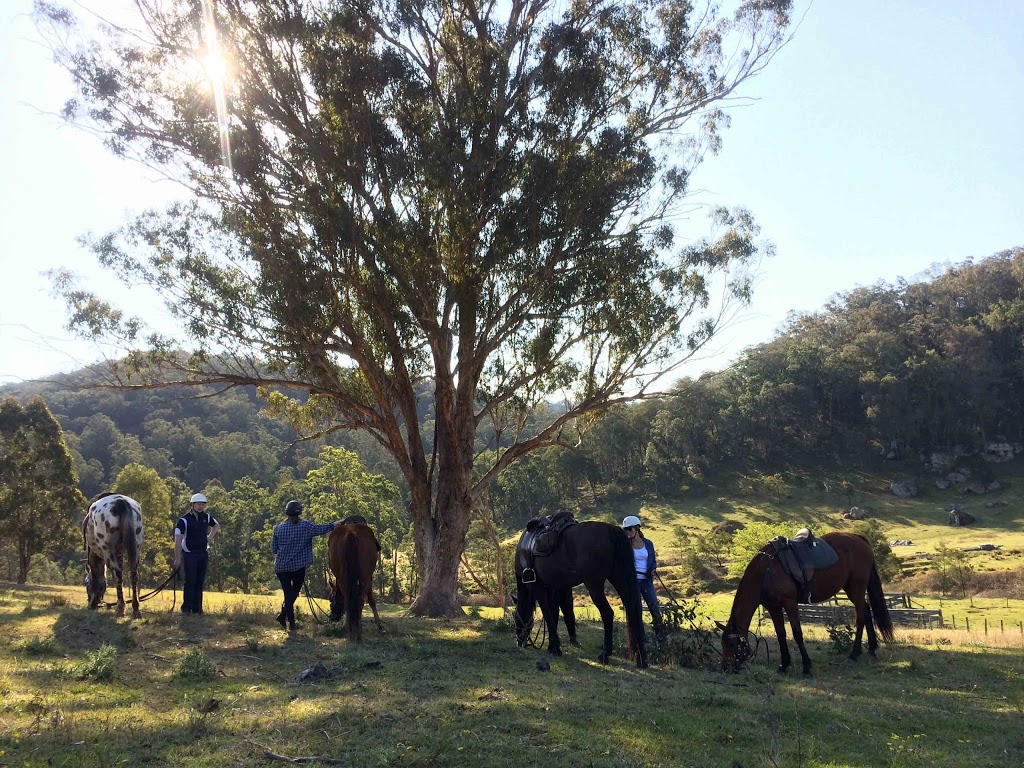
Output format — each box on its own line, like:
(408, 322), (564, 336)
(952, 615), (956, 629)
(966, 616), (970, 632)
(984, 618), (987, 636)
(1000, 620), (1004, 634)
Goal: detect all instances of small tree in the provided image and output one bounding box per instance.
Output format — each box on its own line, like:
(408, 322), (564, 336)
(851, 519), (901, 583)
(112, 463), (173, 585)
(0, 397), (86, 583)
(933, 543), (975, 599)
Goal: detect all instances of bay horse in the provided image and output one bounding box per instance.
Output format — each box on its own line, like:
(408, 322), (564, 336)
(327, 522), (384, 642)
(82, 493), (143, 619)
(718, 532), (895, 675)
(514, 521), (648, 668)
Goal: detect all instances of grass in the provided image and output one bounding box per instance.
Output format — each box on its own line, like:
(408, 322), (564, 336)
(0, 581), (1022, 767)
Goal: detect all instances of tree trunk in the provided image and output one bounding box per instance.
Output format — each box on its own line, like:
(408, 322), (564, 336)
(17, 539), (30, 584)
(407, 504), (470, 617)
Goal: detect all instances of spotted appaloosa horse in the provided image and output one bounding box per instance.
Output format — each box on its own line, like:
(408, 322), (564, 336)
(83, 493), (143, 618)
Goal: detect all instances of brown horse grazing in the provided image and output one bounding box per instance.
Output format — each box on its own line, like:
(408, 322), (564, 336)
(327, 523), (384, 642)
(718, 532), (895, 675)
(514, 522), (648, 668)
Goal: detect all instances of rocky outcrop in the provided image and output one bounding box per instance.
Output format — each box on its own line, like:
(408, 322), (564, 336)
(843, 506), (873, 520)
(890, 478), (919, 499)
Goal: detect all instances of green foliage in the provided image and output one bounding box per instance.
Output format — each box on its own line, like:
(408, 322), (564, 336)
(851, 519), (902, 582)
(77, 643), (119, 681)
(824, 619), (854, 654)
(17, 636), (57, 656)
(175, 647), (218, 681)
(728, 522), (792, 577)
(933, 543), (976, 598)
(0, 396), (85, 583)
(655, 598), (719, 669)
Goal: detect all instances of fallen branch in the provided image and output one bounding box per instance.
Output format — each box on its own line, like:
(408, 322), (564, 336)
(245, 738), (346, 765)
(262, 750), (346, 765)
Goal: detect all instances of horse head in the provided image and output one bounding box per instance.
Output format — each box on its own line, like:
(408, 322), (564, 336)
(716, 620), (752, 672)
(85, 571), (106, 608)
(511, 583), (535, 647)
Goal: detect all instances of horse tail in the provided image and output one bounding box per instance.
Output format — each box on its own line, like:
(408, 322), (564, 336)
(867, 563), (896, 644)
(611, 526), (648, 667)
(344, 531), (362, 640)
(113, 498), (139, 567)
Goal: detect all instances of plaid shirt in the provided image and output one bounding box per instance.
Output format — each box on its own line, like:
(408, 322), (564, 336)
(272, 519), (335, 573)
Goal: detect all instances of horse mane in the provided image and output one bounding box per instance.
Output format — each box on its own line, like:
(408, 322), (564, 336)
(727, 547), (771, 631)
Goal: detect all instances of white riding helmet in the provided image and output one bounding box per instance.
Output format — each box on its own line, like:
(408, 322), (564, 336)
(622, 515), (641, 528)
(190, 493), (208, 504)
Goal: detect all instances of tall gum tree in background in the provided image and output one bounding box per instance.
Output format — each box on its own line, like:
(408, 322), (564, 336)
(39, 0), (792, 615)
(0, 397), (86, 583)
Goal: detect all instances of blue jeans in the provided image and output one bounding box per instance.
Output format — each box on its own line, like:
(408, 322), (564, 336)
(638, 578), (665, 635)
(182, 551), (209, 614)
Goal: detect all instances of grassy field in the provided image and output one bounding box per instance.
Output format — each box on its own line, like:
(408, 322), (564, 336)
(620, 459), (1024, 586)
(2, 582), (1022, 768)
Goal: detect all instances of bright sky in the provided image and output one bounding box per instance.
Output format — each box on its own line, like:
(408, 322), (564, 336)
(1, 1), (1022, 385)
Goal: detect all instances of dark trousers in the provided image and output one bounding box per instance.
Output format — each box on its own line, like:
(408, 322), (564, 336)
(182, 551), (209, 614)
(276, 567), (306, 627)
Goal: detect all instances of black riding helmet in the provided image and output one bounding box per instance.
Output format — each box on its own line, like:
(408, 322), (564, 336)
(285, 500), (303, 516)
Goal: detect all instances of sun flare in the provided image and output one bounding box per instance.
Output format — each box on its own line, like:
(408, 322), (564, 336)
(200, 0), (233, 174)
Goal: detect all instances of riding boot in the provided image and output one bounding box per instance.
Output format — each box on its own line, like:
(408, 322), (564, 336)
(276, 609), (286, 628)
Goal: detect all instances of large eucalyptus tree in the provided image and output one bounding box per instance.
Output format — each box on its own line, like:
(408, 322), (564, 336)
(40, 0), (791, 615)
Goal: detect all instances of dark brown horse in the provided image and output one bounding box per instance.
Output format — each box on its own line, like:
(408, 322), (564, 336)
(514, 521), (648, 668)
(327, 523), (384, 642)
(718, 532), (895, 675)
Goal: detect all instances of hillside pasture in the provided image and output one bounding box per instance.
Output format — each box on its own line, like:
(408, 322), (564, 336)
(1, 583), (1021, 767)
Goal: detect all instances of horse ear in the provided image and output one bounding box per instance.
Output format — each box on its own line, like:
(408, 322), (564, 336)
(715, 620), (727, 631)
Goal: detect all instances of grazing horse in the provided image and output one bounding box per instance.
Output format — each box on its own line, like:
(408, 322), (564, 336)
(83, 493), (143, 619)
(718, 532), (895, 675)
(514, 521), (648, 669)
(327, 523), (384, 642)
(513, 587), (581, 649)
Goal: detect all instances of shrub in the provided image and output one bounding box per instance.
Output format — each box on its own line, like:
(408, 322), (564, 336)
(825, 620), (853, 654)
(18, 636), (57, 656)
(78, 644), (119, 681)
(175, 647), (218, 681)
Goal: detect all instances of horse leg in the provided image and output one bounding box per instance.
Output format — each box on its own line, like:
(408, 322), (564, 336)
(538, 591), (562, 657)
(130, 556), (141, 619)
(767, 605), (792, 673)
(560, 589), (580, 647)
(114, 554), (126, 618)
(366, 589), (385, 634)
(783, 601), (812, 676)
(845, 584), (874, 661)
(585, 583), (615, 664)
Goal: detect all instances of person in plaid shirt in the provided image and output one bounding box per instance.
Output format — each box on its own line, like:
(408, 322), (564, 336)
(272, 501), (341, 630)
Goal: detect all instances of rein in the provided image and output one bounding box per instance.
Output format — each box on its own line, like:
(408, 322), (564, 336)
(98, 565), (181, 611)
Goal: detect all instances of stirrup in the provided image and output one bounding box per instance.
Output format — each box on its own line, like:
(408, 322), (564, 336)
(522, 568), (536, 584)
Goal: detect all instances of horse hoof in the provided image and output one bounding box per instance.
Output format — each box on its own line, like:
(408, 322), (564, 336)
(549, 648), (562, 657)
(802, 668), (813, 677)
(597, 653), (609, 664)
(568, 638), (582, 648)
(777, 665), (790, 674)
(132, 611), (141, 620)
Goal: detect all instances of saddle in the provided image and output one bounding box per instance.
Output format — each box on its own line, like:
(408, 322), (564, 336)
(516, 511), (578, 584)
(768, 529), (838, 604)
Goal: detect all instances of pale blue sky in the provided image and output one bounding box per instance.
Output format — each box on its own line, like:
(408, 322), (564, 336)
(1, 1), (1022, 384)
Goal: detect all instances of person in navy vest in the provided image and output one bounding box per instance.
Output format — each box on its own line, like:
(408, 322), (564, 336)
(622, 515), (666, 639)
(173, 493), (220, 615)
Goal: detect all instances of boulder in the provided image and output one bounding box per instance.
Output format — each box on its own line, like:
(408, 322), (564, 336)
(890, 539), (914, 546)
(986, 481), (1001, 492)
(935, 479), (950, 491)
(948, 509), (976, 527)
(964, 482), (988, 495)
(843, 506), (873, 520)
(947, 470), (969, 484)
(711, 520), (745, 535)
(981, 441), (1019, 463)
(890, 478), (919, 499)
(984, 500), (1008, 508)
